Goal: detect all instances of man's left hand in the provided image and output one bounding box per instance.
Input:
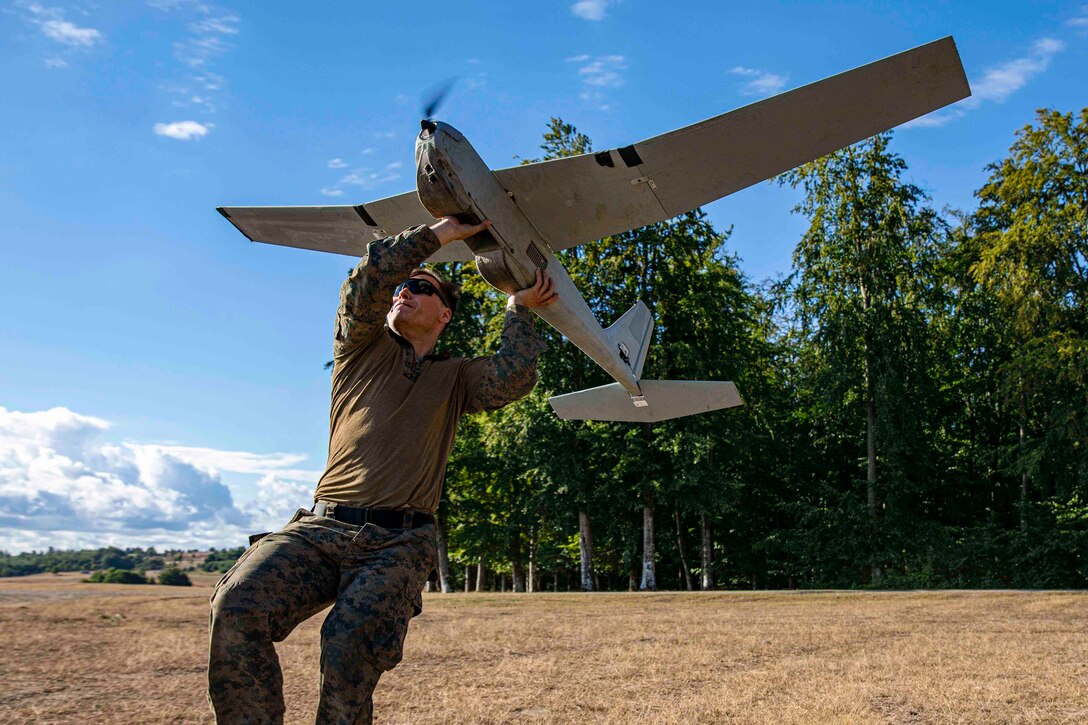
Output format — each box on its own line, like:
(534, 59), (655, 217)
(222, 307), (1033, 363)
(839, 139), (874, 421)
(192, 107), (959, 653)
(510, 269), (559, 309)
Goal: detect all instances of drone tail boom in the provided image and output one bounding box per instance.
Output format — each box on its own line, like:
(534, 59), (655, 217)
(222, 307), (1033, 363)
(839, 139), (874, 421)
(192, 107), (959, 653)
(548, 380), (743, 423)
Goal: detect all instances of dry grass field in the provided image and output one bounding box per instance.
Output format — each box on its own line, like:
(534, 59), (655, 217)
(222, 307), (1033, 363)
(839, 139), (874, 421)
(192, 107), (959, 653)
(1, 573), (1086, 724)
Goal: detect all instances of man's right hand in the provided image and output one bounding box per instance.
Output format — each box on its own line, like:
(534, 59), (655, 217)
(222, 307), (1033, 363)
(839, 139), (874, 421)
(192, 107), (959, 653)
(429, 216), (491, 246)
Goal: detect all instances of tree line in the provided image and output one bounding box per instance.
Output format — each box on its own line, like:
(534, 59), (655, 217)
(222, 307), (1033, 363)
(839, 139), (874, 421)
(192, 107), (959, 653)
(0, 545), (243, 577)
(428, 108), (1087, 592)
(6, 108), (1083, 592)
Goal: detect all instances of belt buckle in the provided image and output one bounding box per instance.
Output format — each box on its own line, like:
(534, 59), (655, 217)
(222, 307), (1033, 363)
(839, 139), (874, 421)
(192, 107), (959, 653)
(402, 511), (413, 528)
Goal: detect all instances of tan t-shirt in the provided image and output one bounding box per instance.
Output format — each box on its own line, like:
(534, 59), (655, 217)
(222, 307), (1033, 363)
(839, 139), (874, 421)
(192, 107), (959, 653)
(312, 225), (545, 512)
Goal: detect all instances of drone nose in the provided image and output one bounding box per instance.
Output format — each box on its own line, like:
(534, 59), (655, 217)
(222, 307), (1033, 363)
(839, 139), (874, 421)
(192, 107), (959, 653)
(420, 119), (437, 136)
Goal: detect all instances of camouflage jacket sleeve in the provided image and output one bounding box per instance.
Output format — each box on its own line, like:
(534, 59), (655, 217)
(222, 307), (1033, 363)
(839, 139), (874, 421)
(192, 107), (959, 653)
(465, 304), (548, 414)
(334, 225), (441, 357)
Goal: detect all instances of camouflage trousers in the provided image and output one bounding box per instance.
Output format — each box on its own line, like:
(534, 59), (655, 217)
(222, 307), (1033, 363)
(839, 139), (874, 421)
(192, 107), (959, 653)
(207, 507), (437, 725)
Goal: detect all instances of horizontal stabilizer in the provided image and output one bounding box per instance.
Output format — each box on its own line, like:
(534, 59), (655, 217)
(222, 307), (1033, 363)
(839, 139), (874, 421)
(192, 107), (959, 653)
(549, 380), (742, 423)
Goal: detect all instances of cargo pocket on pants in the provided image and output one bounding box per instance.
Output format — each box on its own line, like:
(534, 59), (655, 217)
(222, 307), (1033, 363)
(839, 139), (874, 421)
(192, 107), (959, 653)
(211, 508), (309, 599)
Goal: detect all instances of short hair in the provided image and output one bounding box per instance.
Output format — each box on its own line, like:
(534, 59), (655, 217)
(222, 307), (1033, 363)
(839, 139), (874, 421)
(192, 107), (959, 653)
(408, 268), (461, 316)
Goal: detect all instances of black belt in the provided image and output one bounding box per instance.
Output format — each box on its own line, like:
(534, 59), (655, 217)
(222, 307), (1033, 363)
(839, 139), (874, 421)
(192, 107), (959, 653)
(312, 501), (434, 529)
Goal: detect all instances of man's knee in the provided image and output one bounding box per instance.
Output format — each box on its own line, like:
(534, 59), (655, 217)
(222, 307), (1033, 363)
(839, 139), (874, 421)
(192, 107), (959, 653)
(210, 582), (271, 644)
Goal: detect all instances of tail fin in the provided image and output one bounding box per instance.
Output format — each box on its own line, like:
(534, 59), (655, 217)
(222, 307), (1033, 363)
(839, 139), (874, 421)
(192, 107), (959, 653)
(548, 380), (743, 423)
(605, 301), (653, 379)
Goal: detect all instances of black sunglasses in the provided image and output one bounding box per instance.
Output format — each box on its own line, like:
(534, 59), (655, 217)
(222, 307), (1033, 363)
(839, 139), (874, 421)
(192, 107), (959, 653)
(394, 277), (448, 308)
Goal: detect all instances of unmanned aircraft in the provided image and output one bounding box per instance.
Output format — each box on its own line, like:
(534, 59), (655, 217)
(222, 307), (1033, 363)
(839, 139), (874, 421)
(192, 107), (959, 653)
(218, 37), (970, 423)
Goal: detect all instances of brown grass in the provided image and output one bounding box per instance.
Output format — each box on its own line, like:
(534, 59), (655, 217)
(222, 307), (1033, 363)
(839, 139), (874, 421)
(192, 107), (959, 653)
(1, 573), (1086, 724)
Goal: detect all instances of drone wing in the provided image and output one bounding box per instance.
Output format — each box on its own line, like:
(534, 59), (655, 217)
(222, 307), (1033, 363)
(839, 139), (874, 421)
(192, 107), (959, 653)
(495, 36), (970, 252)
(217, 190), (475, 263)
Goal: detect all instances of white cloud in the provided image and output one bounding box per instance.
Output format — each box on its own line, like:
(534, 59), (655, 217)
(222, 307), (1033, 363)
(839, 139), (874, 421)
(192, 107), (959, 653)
(320, 187), (344, 197)
(386, 161), (403, 170)
(360, 147), (376, 155)
(0, 406), (317, 553)
(18, 2), (103, 48)
(730, 66), (788, 97)
(147, 0), (212, 11)
(194, 72), (225, 92)
(191, 14), (240, 35)
(150, 2), (238, 131)
(44, 57), (68, 69)
(41, 19), (102, 46)
(1066, 5), (1088, 30)
(153, 120), (211, 140)
(568, 54), (627, 108)
(126, 444), (311, 478)
(970, 37), (1064, 104)
(338, 169), (401, 189)
(905, 37), (1065, 129)
(571, 0), (617, 21)
(174, 33), (229, 68)
(327, 158), (348, 169)
(902, 109), (965, 129)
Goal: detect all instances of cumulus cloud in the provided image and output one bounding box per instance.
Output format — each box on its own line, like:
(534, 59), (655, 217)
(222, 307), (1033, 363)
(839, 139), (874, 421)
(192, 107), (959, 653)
(0, 406), (316, 553)
(567, 54), (627, 109)
(327, 158), (348, 169)
(320, 187), (344, 197)
(730, 66), (788, 97)
(907, 37), (1065, 129)
(571, 0), (617, 21)
(153, 119), (211, 140)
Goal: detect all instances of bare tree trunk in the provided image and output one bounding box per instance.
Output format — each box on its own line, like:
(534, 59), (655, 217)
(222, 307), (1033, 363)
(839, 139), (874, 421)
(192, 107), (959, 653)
(640, 491), (656, 591)
(435, 506), (453, 593)
(475, 557), (485, 592)
(700, 512), (714, 591)
(464, 564), (470, 593)
(527, 526), (538, 593)
(861, 302), (881, 586)
(675, 508), (694, 591)
(424, 581), (434, 592)
(628, 564), (638, 591)
(578, 510), (595, 592)
(1019, 404), (1029, 531)
(511, 534), (526, 593)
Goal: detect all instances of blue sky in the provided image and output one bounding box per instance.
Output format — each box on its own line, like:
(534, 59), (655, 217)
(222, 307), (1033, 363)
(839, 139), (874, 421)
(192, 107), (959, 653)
(2, 0), (1086, 553)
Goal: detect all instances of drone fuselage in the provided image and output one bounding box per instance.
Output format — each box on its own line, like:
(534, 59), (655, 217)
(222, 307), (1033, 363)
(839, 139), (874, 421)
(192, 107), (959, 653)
(414, 121), (643, 395)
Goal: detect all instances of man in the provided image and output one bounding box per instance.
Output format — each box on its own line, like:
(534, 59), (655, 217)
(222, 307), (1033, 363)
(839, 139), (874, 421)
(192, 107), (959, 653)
(208, 216), (557, 724)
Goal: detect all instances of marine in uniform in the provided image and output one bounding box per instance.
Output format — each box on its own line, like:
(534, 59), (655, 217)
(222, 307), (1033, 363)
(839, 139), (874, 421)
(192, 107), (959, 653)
(208, 216), (556, 723)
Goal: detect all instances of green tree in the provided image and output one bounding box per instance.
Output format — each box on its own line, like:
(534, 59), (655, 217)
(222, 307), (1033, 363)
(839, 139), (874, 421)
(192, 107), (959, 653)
(779, 132), (949, 585)
(157, 566), (193, 586)
(88, 568), (149, 585)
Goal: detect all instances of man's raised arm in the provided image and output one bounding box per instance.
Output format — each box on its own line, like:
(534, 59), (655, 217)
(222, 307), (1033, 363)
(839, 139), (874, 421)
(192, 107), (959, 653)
(334, 217), (490, 357)
(467, 270), (558, 413)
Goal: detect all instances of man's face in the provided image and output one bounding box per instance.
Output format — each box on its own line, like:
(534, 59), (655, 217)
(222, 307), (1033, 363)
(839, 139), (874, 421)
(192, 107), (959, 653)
(387, 273), (451, 337)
